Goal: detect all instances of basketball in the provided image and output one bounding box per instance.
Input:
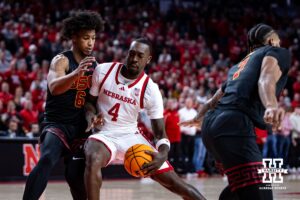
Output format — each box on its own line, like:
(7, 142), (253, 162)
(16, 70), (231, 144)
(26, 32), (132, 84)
(124, 144), (154, 177)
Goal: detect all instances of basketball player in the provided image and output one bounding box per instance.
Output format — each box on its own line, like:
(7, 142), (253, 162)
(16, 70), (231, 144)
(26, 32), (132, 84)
(180, 23), (291, 200)
(23, 11), (105, 200)
(84, 38), (206, 200)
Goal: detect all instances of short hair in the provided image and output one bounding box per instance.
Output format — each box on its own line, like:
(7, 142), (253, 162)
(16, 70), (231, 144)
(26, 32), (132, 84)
(61, 10), (105, 39)
(133, 37), (153, 55)
(247, 23), (276, 52)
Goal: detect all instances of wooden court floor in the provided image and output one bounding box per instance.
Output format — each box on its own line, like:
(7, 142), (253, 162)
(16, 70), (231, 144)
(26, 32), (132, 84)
(0, 175), (300, 200)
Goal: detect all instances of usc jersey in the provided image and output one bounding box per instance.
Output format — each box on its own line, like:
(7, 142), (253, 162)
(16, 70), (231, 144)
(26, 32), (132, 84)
(90, 62), (163, 133)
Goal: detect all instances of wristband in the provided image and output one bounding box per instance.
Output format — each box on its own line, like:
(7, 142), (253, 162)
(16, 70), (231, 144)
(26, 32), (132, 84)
(155, 138), (170, 150)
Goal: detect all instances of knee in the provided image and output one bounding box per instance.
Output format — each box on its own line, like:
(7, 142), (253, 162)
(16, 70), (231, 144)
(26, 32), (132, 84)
(39, 152), (57, 168)
(84, 141), (105, 172)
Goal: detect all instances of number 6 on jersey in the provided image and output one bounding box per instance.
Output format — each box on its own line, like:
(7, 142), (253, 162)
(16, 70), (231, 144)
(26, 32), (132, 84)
(108, 103), (121, 121)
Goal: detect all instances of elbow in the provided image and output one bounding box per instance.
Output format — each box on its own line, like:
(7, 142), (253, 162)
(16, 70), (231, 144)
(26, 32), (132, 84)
(48, 83), (60, 96)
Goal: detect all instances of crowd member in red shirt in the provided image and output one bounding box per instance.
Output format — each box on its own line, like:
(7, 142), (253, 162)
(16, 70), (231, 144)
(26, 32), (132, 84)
(164, 98), (182, 172)
(293, 74), (300, 94)
(19, 100), (38, 133)
(0, 81), (13, 106)
(255, 127), (268, 152)
(291, 93), (300, 108)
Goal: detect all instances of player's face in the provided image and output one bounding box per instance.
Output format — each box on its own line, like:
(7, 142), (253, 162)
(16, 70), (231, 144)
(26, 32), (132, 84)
(125, 41), (152, 76)
(73, 30), (96, 56)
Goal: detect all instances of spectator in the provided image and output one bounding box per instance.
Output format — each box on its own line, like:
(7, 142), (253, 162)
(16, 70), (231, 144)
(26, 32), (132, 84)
(192, 103), (208, 177)
(164, 98), (182, 172)
(276, 108), (293, 167)
(19, 100), (38, 133)
(25, 44), (38, 71)
(289, 106), (300, 172)
(293, 74), (300, 94)
(0, 47), (11, 73)
(4, 117), (23, 138)
(291, 93), (300, 108)
(26, 123), (40, 138)
(179, 97), (197, 173)
(0, 81), (13, 106)
(13, 86), (24, 111)
(158, 48), (172, 64)
(255, 127), (268, 152)
(262, 126), (276, 158)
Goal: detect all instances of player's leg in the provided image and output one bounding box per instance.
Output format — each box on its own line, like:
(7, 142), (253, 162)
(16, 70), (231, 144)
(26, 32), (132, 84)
(219, 185), (239, 200)
(23, 132), (64, 200)
(84, 139), (111, 200)
(151, 171), (206, 200)
(211, 136), (273, 200)
(202, 109), (273, 200)
(64, 151), (86, 200)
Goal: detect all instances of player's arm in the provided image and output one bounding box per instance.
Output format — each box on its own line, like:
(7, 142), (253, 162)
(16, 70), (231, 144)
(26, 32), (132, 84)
(85, 64), (103, 131)
(142, 118), (170, 175)
(47, 55), (95, 95)
(179, 86), (224, 127)
(140, 83), (170, 175)
(258, 56), (283, 127)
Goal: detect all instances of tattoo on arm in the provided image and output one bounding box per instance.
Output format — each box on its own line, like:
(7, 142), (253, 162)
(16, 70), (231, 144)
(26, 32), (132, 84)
(195, 88), (224, 121)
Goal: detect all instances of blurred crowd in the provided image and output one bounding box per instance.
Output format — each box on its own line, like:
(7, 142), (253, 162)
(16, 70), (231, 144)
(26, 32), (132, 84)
(0, 0), (300, 175)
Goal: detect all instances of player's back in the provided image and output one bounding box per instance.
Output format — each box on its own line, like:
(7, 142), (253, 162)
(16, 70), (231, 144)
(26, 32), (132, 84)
(218, 45), (291, 129)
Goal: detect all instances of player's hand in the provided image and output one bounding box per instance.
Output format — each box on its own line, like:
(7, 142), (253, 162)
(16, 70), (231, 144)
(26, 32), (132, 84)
(264, 107), (285, 128)
(74, 56), (95, 77)
(86, 113), (104, 132)
(141, 150), (168, 176)
(178, 117), (202, 128)
(91, 113), (104, 128)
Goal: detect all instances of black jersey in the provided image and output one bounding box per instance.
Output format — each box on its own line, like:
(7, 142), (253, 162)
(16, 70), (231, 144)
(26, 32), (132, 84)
(44, 50), (96, 125)
(218, 46), (291, 129)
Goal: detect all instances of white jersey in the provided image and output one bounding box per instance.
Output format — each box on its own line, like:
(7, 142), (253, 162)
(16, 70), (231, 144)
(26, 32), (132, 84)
(90, 62), (163, 133)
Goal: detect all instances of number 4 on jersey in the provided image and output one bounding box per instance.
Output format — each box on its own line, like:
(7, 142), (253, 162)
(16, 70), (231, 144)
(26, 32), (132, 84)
(108, 103), (120, 121)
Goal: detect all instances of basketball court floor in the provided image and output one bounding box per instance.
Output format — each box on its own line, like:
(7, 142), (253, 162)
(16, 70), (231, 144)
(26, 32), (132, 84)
(1, 174), (300, 200)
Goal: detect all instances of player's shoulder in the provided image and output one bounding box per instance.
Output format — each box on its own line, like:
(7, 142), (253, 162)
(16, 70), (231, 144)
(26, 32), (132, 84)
(95, 62), (122, 73)
(50, 53), (69, 69)
(145, 76), (159, 91)
(264, 46), (290, 56)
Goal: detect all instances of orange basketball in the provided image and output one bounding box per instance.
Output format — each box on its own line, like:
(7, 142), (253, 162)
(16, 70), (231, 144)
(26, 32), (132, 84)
(124, 144), (154, 177)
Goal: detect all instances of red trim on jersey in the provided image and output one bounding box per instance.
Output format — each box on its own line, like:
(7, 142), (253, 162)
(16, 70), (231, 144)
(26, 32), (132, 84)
(230, 180), (263, 192)
(128, 71), (145, 88)
(140, 76), (150, 108)
(115, 64), (145, 88)
(99, 62), (117, 92)
(87, 137), (113, 167)
(224, 161), (263, 174)
(45, 127), (71, 150)
(154, 161), (174, 175)
(115, 64), (122, 85)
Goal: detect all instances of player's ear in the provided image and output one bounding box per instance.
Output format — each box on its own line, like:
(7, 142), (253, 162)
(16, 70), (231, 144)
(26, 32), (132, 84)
(147, 56), (152, 64)
(264, 37), (272, 46)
